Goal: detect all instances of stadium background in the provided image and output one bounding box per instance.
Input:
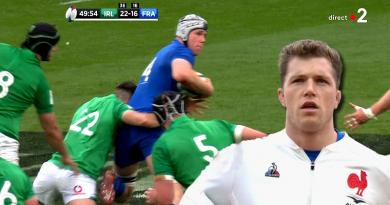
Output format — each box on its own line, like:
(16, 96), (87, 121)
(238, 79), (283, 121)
(2, 0), (389, 204)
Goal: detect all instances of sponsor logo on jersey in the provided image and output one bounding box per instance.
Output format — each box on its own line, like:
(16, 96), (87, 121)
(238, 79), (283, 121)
(265, 162), (280, 178)
(345, 195), (367, 204)
(73, 185), (83, 194)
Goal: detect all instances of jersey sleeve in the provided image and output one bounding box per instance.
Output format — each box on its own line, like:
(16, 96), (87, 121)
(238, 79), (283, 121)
(114, 98), (132, 121)
(34, 75), (53, 114)
(24, 175), (35, 202)
(172, 47), (194, 65)
(215, 120), (244, 143)
(180, 144), (239, 205)
(152, 139), (175, 179)
(17, 168), (35, 202)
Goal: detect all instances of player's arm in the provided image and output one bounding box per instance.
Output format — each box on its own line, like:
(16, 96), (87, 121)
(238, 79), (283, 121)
(38, 113), (78, 173)
(122, 110), (160, 128)
(172, 59), (213, 98)
(151, 177), (184, 205)
(371, 89), (390, 117)
(25, 197), (39, 205)
(345, 89), (390, 129)
(233, 125), (267, 143)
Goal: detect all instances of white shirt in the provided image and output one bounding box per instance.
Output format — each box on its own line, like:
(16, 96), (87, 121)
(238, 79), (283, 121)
(181, 129), (390, 205)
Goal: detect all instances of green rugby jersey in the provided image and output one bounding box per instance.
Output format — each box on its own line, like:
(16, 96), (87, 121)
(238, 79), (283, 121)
(0, 157), (34, 205)
(0, 43), (53, 140)
(51, 94), (130, 179)
(152, 116), (240, 188)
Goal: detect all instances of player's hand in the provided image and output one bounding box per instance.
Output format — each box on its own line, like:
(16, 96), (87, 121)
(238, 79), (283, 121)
(185, 96), (208, 115)
(61, 155), (79, 174)
(344, 102), (369, 129)
(144, 187), (157, 204)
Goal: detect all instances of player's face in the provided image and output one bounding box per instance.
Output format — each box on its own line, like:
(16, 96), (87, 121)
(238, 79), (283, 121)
(187, 29), (207, 55)
(278, 57), (341, 132)
(47, 46), (58, 61)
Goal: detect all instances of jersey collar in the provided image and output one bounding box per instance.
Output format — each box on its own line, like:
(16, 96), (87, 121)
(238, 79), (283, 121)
(169, 115), (191, 128)
(22, 48), (40, 66)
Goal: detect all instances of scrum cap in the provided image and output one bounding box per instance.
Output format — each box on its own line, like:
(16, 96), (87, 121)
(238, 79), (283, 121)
(176, 14), (208, 41)
(21, 22), (60, 61)
(152, 91), (186, 125)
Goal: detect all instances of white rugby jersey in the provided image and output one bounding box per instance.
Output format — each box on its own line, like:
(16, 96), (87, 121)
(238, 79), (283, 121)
(181, 129), (390, 205)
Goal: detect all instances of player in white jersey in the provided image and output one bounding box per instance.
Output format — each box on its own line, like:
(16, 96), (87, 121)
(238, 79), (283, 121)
(181, 39), (390, 205)
(345, 89), (390, 129)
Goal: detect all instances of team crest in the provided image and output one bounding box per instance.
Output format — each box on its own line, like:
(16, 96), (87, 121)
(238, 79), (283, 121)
(345, 170), (368, 204)
(265, 162), (280, 178)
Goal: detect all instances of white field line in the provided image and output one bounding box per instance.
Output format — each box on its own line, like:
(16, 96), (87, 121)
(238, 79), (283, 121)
(59, 0), (93, 5)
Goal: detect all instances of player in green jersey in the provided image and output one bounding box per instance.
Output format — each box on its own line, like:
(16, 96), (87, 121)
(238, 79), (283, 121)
(0, 157), (39, 205)
(0, 22), (77, 172)
(33, 81), (159, 205)
(144, 91), (267, 205)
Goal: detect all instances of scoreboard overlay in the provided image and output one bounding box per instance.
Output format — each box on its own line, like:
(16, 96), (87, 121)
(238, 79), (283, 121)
(65, 2), (158, 22)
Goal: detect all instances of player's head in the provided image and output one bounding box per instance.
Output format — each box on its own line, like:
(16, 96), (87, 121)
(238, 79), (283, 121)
(176, 14), (208, 55)
(277, 39), (342, 133)
(21, 22), (60, 61)
(153, 91), (186, 125)
(278, 39), (343, 88)
(115, 81), (137, 103)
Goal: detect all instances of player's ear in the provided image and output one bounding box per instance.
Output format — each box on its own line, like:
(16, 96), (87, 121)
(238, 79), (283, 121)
(278, 88), (286, 107)
(334, 90), (342, 109)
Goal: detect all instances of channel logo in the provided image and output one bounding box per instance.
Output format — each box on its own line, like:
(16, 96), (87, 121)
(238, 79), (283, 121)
(328, 8), (367, 23)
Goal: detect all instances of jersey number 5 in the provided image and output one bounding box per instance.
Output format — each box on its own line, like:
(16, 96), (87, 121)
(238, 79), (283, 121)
(193, 134), (218, 163)
(69, 109), (100, 136)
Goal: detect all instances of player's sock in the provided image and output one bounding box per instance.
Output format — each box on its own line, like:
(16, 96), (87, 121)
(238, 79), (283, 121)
(114, 173), (137, 199)
(114, 177), (125, 198)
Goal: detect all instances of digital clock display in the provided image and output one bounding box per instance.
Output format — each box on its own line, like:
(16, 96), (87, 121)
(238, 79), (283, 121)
(77, 9), (100, 18)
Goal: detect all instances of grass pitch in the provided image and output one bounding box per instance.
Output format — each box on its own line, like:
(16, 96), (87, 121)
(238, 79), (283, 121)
(2, 0), (390, 204)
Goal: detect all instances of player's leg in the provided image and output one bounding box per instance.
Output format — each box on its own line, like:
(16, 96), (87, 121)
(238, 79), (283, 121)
(67, 199), (96, 205)
(145, 155), (154, 174)
(101, 125), (142, 203)
(99, 169), (116, 204)
(59, 170), (97, 205)
(139, 127), (164, 174)
(33, 161), (61, 204)
(111, 147), (142, 203)
(0, 133), (20, 165)
(113, 163), (139, 202)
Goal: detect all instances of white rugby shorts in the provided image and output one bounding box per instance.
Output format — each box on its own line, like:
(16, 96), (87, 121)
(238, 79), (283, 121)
(0, 132), (19, 165)
(33, 161), (96, 204)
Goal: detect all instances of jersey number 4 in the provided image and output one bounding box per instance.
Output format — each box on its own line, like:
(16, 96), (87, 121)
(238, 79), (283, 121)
(69, 109), (100, 136)
(193, 134), (218, 163)
(141, 57), (156, 83)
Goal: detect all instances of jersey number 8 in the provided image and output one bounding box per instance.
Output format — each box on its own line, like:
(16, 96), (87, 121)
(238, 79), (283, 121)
(0, 71), (15, 98)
